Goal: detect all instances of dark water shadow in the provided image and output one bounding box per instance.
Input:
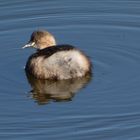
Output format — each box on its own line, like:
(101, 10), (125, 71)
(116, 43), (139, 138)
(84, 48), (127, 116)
(25, 72), (92, 105)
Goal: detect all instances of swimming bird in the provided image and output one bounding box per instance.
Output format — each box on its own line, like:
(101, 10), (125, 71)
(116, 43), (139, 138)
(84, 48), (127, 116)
(23, 30), (92, 80)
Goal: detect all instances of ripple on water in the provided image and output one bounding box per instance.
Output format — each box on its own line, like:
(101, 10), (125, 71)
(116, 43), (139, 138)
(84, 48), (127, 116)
(1, 112), (140, 139)
(0, 0), (140, 140)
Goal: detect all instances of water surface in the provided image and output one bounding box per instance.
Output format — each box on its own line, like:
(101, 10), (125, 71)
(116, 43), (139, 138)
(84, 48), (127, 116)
(0, 0), (140, 140)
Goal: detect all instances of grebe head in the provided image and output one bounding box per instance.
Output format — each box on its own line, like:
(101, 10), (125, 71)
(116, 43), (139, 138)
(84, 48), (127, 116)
(23, 30), (56, 50)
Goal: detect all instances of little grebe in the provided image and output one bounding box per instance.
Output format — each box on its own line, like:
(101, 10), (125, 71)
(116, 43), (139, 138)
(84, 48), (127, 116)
(23, 30), (91, 80)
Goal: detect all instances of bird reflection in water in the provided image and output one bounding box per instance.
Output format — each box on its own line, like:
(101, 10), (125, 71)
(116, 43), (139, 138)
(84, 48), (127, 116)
(25, 72), (92, 105)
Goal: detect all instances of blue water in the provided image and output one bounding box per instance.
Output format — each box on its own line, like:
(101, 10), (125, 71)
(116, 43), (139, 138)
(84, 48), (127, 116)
(0, 0), (140, 139)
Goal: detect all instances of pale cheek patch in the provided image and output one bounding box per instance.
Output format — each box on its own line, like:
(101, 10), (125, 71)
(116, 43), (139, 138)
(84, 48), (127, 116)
(37, 36), (56, 49)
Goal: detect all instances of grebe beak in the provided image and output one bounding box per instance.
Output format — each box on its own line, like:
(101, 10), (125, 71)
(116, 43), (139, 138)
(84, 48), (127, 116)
(22, 42), (37, 49)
